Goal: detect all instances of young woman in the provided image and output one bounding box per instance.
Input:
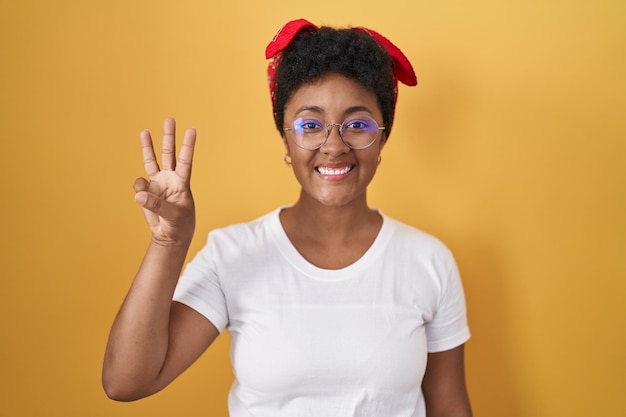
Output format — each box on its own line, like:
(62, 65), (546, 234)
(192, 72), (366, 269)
(103, 19), (472, 417)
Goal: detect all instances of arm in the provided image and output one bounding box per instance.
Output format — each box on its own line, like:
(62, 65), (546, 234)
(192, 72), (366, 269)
(102, 118), (219, 401)
(422, 344), (472, 417)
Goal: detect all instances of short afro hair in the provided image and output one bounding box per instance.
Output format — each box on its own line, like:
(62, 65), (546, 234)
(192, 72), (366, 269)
(272, 26), (396, 138)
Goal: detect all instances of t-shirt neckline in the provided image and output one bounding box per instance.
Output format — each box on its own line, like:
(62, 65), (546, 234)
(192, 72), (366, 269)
(266, 207), (393, 280)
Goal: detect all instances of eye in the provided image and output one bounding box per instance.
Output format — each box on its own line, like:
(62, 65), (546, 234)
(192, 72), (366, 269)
(344, 118), (375, 132)
(294, 118), (324, 134)
(302, 121), (321, 129)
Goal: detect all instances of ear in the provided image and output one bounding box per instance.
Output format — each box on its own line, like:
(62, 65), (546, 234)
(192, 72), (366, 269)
(379, 134), (388, 152)
(281, 134), (290, 154)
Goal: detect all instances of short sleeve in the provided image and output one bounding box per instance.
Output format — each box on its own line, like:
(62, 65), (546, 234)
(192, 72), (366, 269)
(425, 255), (470, 352)
(173, 233), (229, 332)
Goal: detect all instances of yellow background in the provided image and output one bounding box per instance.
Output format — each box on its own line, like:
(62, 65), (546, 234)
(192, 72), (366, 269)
(1, 0), (624, 416)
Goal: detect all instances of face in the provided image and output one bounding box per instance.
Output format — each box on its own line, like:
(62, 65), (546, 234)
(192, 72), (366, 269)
(282, 72), (386, 208)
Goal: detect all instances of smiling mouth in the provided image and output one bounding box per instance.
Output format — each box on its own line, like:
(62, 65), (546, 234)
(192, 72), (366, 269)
(315, 165), (354, 175)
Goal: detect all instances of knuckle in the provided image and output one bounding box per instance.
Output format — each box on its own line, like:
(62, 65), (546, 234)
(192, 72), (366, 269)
(177, 156), (191, 166)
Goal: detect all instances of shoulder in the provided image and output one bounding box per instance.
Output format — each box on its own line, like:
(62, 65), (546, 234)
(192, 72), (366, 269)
(207, 209), (279, 243)
(382, 214), (454, 260)
(196, 209), (282, 264)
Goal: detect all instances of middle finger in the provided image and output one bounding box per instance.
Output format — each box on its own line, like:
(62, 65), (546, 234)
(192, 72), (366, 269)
(162, 117), (176, 170)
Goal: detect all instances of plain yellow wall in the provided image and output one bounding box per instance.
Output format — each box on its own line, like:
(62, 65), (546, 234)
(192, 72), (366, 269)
(1, 0), (624, 416)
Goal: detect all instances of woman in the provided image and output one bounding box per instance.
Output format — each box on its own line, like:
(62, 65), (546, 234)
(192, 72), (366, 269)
(103, 19), (472, 417)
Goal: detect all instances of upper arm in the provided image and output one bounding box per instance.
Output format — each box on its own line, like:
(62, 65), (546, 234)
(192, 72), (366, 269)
(153, 301), (221, 392)
(422, 344), (472, 417)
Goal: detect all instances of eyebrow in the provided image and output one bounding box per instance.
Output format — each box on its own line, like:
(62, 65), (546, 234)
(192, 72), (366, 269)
(294, 105), (324, 116)
(294, 105), (375, 118)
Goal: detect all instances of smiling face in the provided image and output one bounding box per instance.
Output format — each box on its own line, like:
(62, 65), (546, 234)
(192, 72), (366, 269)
(282, 72), (386, 209)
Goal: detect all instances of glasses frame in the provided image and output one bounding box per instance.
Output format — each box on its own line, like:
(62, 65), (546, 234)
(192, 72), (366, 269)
(283, 117), (385, 150)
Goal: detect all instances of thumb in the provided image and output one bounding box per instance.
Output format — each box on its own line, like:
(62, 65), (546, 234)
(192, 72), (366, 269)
(135, 191), (166, 214)
(134, 191), (184, 223)
(134, 191), (150, 207)
(133, 177), (153, 209)
(133, 178), (165, 216)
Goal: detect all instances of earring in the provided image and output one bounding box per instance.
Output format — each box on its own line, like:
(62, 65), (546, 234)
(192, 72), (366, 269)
(378, 155), (382, 165)
(283, 153), (292, 167)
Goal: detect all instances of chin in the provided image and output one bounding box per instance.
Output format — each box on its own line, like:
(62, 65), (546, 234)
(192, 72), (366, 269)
(314, 190), (366, 208)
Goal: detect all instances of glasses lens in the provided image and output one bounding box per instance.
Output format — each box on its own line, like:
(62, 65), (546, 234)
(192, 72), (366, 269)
(341, 117), (380, 149)
(292, 117), (326, 150)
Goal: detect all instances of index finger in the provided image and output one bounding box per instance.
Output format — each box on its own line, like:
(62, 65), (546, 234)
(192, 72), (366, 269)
(175, 127), (197, 183)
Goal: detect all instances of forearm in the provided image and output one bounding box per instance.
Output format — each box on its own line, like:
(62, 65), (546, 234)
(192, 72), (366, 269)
(102, 239), (190, 400)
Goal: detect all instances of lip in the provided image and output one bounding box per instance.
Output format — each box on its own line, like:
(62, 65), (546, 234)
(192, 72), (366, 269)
(315, 164), (355, 179)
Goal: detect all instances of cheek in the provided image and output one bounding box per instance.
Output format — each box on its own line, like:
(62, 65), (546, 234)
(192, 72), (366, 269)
(285, 147), (313, 182)
(362, 146), (384, 166)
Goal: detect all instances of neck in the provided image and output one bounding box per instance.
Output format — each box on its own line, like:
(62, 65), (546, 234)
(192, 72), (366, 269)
(284, 190), (379, 239)
(279, 190), (383, 269)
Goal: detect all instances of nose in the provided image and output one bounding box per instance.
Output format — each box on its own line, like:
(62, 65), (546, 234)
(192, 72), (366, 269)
(320, 123), (349, 155)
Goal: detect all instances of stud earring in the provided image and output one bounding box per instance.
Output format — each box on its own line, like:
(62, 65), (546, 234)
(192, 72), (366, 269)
(283, 153), (292, 167)
(378, 155), (382, 165)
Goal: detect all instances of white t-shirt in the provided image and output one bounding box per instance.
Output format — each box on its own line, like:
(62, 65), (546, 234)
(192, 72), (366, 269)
(173, 208), (470, 417)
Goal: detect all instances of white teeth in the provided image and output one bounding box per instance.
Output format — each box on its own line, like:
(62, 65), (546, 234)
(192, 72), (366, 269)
(317, 166), (352, 175)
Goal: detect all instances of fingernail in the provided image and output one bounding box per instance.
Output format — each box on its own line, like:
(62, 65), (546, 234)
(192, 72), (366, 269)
(135, 194), (147, 205)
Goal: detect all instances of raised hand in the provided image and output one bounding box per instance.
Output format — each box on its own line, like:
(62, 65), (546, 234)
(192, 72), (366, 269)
(133, 117), (197, 246)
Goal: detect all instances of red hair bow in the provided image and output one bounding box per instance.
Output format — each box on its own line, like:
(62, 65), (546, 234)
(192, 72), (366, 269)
(265, 19), (417, 117)
(265, 19), (318, 61)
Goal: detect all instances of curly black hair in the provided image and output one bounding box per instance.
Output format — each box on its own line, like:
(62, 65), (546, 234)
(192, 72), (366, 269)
(272, 26), (396, 138)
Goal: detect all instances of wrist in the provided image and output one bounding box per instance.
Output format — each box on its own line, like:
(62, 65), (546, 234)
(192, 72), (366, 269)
(142, 238), (192, 277)
(149, 235), (193, 250)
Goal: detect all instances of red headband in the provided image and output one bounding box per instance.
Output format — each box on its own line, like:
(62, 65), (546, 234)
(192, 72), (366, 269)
(265, 19), (417, 123)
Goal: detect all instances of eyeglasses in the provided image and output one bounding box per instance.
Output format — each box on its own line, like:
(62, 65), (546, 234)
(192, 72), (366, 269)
(283, 116), (385, 150)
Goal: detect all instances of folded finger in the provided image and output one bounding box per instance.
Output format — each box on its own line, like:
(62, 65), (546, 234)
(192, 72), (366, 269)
(133, 177), (150, 193)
